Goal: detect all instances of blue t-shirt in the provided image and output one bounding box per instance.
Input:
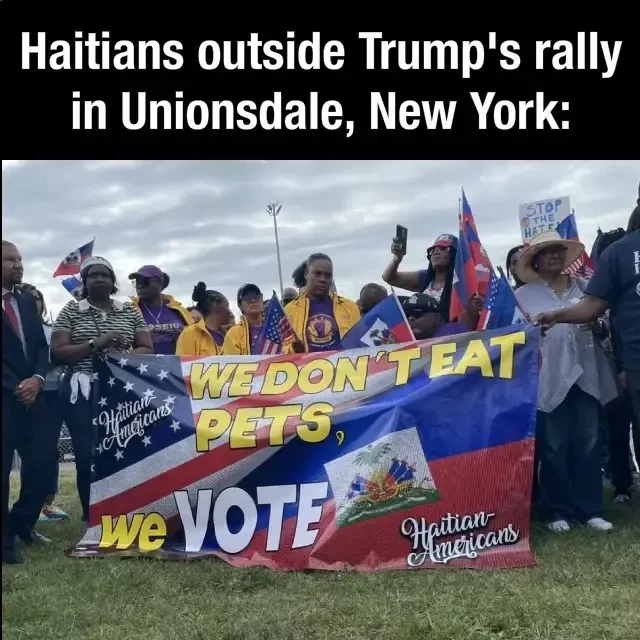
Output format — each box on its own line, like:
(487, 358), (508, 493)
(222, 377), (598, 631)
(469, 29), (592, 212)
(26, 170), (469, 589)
(585, 230), (640, 372)
(306, 299), (341, 352)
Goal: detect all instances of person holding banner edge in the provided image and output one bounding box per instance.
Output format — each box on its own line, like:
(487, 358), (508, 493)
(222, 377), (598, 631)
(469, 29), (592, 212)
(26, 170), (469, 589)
(51, 257), (153, 522)
(534, 205), (640, 429)
(515, 231), (618, 533)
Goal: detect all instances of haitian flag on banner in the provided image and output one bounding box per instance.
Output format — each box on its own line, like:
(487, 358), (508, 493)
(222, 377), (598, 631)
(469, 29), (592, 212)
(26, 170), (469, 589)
(72, 325), (540, 571)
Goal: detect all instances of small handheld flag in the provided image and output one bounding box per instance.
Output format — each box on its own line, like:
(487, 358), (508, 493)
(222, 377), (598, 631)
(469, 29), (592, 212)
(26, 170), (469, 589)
(450, 190), (494, 324)
(52, 239), (95, 278)
(478, 268), (526, 331)
(556, 209), (595, 280)
(61, 276), (84, 301)
(252, 292), (296, 355)
(342, 292), (414, 349)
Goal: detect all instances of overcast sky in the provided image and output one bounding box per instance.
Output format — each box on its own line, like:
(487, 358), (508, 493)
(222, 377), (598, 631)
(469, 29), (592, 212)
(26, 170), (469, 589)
(2, 159), (638, 318)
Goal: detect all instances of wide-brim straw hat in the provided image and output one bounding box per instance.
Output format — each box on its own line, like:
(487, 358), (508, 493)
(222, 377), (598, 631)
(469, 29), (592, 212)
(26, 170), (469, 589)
(515, 230), (585, 284)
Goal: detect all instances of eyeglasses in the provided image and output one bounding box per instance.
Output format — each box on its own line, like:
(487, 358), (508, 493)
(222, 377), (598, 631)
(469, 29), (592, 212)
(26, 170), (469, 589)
(538, 245), (568, 257)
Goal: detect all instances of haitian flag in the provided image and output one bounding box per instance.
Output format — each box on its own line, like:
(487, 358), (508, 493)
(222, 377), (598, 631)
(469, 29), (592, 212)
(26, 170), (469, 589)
(61, 276), (83, 300)
(450, 191), (494, 323)
(72, 324), (539, 571)
(341, 293), (414, 349)
(52, 239), (95, 277)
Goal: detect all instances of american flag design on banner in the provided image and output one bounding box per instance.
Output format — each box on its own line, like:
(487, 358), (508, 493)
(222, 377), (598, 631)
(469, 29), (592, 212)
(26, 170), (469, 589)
(73, 325), (541, 572)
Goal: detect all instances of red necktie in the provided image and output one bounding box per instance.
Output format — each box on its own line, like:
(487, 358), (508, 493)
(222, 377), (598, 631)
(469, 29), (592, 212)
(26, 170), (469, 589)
(3, 291), (21, 337)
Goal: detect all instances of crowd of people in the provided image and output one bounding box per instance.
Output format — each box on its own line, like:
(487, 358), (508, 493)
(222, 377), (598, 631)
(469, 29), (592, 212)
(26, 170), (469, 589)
(2, 191), (639, 565)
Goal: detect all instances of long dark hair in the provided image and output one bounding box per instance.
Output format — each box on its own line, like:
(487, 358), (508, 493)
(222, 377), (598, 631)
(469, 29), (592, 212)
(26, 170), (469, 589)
(192, 282), (226, 316)
(292, 261), (307, 289)
(421, 248), (456, 322)
(506, 245), (525, 288)
(19, 283), (47, 323)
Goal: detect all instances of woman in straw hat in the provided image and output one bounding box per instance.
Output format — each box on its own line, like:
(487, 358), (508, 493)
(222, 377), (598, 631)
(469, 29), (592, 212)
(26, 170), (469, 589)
(514, 231), (618, 534)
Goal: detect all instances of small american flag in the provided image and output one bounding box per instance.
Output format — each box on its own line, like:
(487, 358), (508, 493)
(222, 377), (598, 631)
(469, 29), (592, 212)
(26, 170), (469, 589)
(565, 251), (595, 280)
(252, 292), (295, 355)
(478, 268), (526, 330)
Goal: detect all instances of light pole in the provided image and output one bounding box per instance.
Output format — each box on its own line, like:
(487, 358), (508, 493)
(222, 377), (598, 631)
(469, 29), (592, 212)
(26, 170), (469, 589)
(266, 202), (284, 297)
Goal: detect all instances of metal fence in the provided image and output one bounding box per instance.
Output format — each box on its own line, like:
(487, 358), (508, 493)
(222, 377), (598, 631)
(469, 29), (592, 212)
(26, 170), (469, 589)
(12, 423), (74, 471)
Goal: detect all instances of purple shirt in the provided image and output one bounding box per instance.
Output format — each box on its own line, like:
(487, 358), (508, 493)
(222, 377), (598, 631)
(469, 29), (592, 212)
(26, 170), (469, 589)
(207, 328), (225, 347)
(140, 304), (186, 355)
(306, 299), (341, 352)
(249, 324), (262, 351)
(433, 322), (467, 338)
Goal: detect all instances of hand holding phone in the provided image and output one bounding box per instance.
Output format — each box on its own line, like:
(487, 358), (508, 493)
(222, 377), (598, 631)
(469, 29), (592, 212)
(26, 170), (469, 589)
(392, 225), (408, 258)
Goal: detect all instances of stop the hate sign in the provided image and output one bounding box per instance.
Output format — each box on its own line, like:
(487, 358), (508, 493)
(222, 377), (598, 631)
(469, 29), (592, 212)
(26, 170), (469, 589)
(518, 195), (571, 241)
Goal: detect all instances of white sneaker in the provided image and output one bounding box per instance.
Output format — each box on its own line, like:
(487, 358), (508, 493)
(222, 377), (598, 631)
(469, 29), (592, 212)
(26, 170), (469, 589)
(586, 517), (613, 532)
(547, 519), (571, 533)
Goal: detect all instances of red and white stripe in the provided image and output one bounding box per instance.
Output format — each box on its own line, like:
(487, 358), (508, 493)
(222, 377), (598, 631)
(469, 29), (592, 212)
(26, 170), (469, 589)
(80, 342), (424, 544)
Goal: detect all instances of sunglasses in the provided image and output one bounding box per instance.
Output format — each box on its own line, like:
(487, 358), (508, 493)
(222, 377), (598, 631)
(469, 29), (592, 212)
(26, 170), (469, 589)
(133, 276), (161, 287)
(427, 246), (451, 257)
(404, 306), (438, 317)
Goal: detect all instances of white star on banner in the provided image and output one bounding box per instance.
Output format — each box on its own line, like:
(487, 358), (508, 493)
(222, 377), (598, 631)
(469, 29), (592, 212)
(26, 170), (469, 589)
(124, 382), (135, 392)
(158, 369), (169, 380)
(116, 402), (124, 412)
(169, 420), (181, 432)
(165, 395), (176, 405)
(96, 443), (103, 454)
(107, 377), (116, 387)
(92, 372), (99, 381)
(115, 449), (124, 461)
(137, 363), (148, 374)
(118, 358), (128, 368)
(98, 397), (107, 407)
(91, 464), (95, 473)
(143, 389), (155, 399)
(142, 435), (152, 446)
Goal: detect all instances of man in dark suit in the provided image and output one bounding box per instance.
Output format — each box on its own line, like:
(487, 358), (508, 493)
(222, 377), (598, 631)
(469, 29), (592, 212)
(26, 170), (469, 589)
(2, 240), (53, 564)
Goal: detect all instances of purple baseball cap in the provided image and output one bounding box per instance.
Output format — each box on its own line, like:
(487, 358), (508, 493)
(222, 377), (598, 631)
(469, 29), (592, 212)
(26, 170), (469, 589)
(129, 265), (164, 280)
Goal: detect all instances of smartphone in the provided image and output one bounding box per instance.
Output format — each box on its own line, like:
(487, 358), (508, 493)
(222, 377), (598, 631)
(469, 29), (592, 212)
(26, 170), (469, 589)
(395, 225), (408, 256)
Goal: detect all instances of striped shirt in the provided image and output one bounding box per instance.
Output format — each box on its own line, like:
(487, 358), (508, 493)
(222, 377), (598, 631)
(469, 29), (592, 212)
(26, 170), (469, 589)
(52, 298), (148, 375)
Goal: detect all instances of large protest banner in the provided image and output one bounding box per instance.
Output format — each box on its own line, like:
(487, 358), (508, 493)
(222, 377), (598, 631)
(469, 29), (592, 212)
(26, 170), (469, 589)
(72, 325), (540, 571)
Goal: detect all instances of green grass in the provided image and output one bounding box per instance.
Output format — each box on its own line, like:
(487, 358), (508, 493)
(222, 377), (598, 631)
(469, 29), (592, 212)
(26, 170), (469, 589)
(3, 471), (639, 640)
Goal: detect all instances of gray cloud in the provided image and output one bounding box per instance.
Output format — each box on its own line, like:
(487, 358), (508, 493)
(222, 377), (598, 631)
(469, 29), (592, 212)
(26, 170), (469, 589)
(2, 159), (638, 318)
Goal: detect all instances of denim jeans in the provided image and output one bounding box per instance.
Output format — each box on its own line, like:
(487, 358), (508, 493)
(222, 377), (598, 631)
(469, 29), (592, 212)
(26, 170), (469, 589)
(537, 385), (603, 522)
(59, 379), (97, 522)
(19, 390), (62, 500)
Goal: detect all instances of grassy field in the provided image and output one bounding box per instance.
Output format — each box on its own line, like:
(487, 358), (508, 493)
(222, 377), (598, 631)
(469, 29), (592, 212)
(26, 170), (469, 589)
(2, 471), (639, 640)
